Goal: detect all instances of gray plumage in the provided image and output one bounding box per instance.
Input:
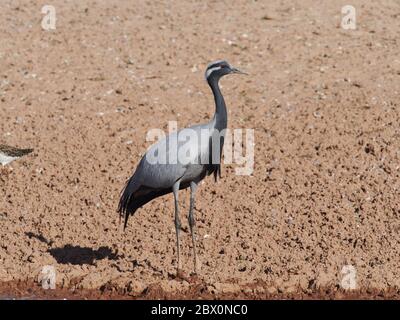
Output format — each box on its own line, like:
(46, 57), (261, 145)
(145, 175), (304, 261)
(118, 60), (246, 273)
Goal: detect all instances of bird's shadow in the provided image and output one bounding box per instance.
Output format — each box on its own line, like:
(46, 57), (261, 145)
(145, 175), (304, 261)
(25, 232), (120, 266)
(48, 245), (120, 265)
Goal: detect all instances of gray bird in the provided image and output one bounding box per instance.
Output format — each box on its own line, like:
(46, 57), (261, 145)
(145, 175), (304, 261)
(0, 144), (33, 166)
(118, 60), (246, 274)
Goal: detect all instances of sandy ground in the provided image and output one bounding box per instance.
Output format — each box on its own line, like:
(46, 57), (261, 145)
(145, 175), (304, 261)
(1, 0), (400, 299)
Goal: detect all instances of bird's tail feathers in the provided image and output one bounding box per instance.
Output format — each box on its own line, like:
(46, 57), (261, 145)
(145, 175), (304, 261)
(117, 175), (140, 230)
(213, 164), (222, 182)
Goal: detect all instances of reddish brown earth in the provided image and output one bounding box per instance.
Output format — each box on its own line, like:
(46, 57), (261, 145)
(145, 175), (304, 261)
(1, 0), (400, 299)
(2, 279), (400, 300)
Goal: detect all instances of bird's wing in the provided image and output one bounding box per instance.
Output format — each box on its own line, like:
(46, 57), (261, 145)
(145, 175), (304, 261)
(134, 131), (186, 189)
(135, 124), (213, 189)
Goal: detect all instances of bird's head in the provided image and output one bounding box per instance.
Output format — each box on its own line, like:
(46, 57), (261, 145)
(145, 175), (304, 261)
(205, 60), (246, 82)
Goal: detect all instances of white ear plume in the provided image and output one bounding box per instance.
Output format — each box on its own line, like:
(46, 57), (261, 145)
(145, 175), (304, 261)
(205, 66), (222, 80)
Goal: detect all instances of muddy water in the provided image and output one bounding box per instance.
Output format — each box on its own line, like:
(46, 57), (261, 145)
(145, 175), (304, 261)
(1, 280), (400, 300)
(0, 295), (36, 300)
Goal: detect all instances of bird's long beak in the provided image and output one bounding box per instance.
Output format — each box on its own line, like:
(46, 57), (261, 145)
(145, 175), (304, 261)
(231, 67), (248, 75)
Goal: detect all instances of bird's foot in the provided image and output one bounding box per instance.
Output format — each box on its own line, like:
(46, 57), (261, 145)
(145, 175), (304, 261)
(170, 268), (190, 282)
(190, 269), (197, 276)
(176, 268), (187, 280)
(187, 272), (199, 284)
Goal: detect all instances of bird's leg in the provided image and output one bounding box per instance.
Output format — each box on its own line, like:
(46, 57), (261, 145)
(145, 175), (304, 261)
(172, 180), (182, 274)
(188, 181), (198, 274)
